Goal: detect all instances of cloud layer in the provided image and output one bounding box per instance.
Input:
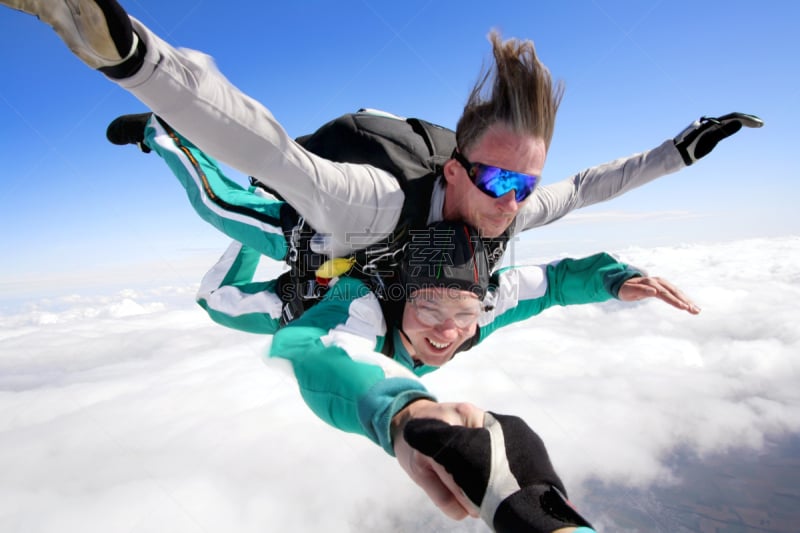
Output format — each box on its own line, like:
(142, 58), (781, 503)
(2, 236), (799, 532)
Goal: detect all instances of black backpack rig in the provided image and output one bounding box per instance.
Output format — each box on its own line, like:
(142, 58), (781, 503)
(254, 109), (510, 326)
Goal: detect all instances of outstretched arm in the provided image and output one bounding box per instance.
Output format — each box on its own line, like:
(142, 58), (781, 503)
(518, 140), (683, 230)
(480, 252), (637, 336)
(516, 113), (763, 232)
(1, 0), (405, 256)
(479, 252), (698, 339)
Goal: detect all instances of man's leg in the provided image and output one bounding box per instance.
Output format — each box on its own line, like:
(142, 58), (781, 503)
(107, 112), (289, 260)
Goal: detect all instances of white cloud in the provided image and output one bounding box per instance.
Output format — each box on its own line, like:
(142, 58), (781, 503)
(1, 236), (799, 532)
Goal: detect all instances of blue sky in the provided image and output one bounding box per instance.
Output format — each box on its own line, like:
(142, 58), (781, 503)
(1, 0), (798, 287)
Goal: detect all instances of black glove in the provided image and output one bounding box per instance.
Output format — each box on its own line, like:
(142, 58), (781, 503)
(674, 112), (763, 165)
(404, 412), (593, 533)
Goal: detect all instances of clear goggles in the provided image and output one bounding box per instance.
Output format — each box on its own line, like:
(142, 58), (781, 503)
(409, 294), (481, 329)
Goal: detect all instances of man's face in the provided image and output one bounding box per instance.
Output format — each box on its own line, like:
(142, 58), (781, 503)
(443, 123), (546, 237)
(400, 288), (481, 367)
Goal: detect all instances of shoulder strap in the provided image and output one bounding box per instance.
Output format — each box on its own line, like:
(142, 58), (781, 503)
(407, 117), (457, 170)
(279, 110), (459, 323)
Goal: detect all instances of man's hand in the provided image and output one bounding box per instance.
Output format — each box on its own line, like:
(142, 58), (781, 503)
(674, 112), (763, 165)
(619, 276), (701, 314)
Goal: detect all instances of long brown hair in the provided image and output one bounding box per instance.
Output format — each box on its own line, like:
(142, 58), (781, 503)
(456, 30), (564, 154)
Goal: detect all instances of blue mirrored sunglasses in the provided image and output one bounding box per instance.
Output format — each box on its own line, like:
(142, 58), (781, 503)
(452, 150), (539, 202)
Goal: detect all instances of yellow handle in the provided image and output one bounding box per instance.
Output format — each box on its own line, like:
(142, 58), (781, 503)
(316, 257), (356, 279)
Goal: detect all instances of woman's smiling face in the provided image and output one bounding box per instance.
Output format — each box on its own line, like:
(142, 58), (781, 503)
(400, 287), (481, 367)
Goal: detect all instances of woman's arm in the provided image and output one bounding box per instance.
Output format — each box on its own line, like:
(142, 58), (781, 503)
(268, 277), (434, 455)
(479, 252), (697, 340)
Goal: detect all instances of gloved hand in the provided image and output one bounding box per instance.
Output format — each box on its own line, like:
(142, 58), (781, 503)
(674, 112), (763, 165)
(1, 0), (144, 77)
(404, 412), (593, 533)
